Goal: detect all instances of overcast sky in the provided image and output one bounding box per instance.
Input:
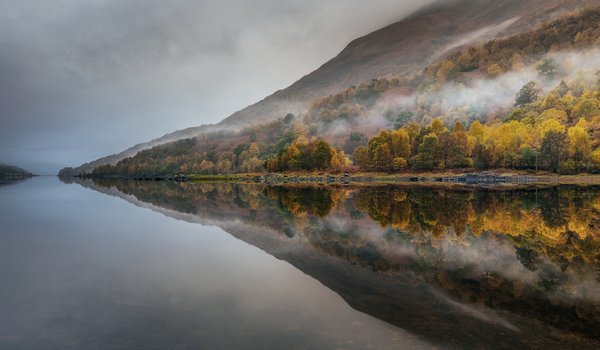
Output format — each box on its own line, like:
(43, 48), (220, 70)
(0, 0), (434, 174)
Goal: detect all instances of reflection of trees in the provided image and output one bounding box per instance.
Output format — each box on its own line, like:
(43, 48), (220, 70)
(265, 186), (337, 218)
(539, 189), (568, 228)
(353, 186), (600, 250)
(90, 179), (600, 339)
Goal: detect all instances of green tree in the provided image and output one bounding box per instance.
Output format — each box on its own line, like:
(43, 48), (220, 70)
(540, 130), (567, 172)
(413, 133), (440, 170)
(515, 81), (539, 106)
(537, 58), (558, 80)
(394, 110), (414, 129)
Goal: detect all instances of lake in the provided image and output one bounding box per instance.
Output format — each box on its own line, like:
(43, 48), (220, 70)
(1, 177), (599, 349)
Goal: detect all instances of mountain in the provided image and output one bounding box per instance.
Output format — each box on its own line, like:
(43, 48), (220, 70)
(61, 0), (597, 176)
(218, 0), (593, 127)
(0, 164), (34, 180)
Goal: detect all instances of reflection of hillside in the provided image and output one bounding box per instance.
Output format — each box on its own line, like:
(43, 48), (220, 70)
(73, 179), (600, 347)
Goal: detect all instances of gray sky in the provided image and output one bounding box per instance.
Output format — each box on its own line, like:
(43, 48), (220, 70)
(0, 0), (433, 174)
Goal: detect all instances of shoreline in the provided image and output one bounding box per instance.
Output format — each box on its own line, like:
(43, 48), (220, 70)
(71, 170), (600, 187)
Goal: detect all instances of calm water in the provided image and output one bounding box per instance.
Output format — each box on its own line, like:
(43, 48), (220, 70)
(1, 177), (599, 349)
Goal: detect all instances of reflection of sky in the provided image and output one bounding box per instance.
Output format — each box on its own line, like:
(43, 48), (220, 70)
(0, 177), (433, 350)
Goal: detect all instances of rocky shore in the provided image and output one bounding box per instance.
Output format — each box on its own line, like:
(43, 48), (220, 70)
(256, 171), (536, 186)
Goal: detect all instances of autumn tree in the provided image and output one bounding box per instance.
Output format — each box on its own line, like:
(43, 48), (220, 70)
(390, 129), (411, 159)
(572, 99), (600, 120)
(312, 140), (335, 170)
(568, 119), (592, 165)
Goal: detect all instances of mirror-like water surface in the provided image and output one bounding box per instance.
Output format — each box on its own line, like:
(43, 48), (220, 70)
(1, 177), (599, 349)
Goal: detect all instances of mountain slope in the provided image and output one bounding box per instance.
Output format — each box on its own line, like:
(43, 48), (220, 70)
(218, 0), (594, 127)
(62, 0), (596, 176)
(59, 125), (209, 176)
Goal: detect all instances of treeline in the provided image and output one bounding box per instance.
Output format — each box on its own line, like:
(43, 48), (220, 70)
(91, 78), (600, 177)
(354, 78), (600, 173)
(265, 139), (351, 172)
(92, 137), (266, 177)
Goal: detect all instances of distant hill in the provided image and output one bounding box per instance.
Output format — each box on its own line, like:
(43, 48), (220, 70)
(58, 125), (209, 177)
(62, 0), (597, 176)
(0, 164), (34, 179)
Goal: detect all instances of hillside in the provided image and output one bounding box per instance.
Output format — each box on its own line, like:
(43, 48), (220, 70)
(58, 125), (209, 177)
(61, 0), (597, 176)
(0, 164), (34, 180)
(84, 6), (600, 178)
(220, 0), (596, 127)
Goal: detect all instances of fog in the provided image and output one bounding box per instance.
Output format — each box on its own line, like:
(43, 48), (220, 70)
(0, 0), (434, 174)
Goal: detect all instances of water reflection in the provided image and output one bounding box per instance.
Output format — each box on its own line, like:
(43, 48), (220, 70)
(75, 179), (600, 348)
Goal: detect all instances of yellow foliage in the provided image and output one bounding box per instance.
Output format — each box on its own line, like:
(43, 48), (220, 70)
(539, 119), (565, 138)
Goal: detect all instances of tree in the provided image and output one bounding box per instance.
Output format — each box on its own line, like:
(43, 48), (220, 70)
(539, 108), (568, 124)
(450, 122), (469, 167)
(353, 146), (370, 168)
(216, 159), (232, 174)
(392, 157), (408, 170)
(394, 110), (414, 129)
(539, 118), (566, 139)
(473, 143), (493, 169)
(515, 82), (539, 106)
(242, 157), (263, 173)
(438, 131), (453, 168)
(372, 143), (393, 171)
(283, 113), (295, 124)
(469, 120), (484, 141)
(572, 99), (600, 120)
(540, 130), (567, 172)
(555, 80), (570, 97)
(519, 147), (537, 169)
(430, 118), (447, 135)
(537, 58), (558, 80)
(390, 129), (411, 159)
(311, 140), (334, 170)
(199, 160), (216, 174)
(233, 144), (249, 169)
(567, 119), (592, 163)
(413, 133), (440, 170)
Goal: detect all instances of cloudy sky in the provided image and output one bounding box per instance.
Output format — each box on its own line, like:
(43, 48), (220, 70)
(0, 0), (433, 174)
